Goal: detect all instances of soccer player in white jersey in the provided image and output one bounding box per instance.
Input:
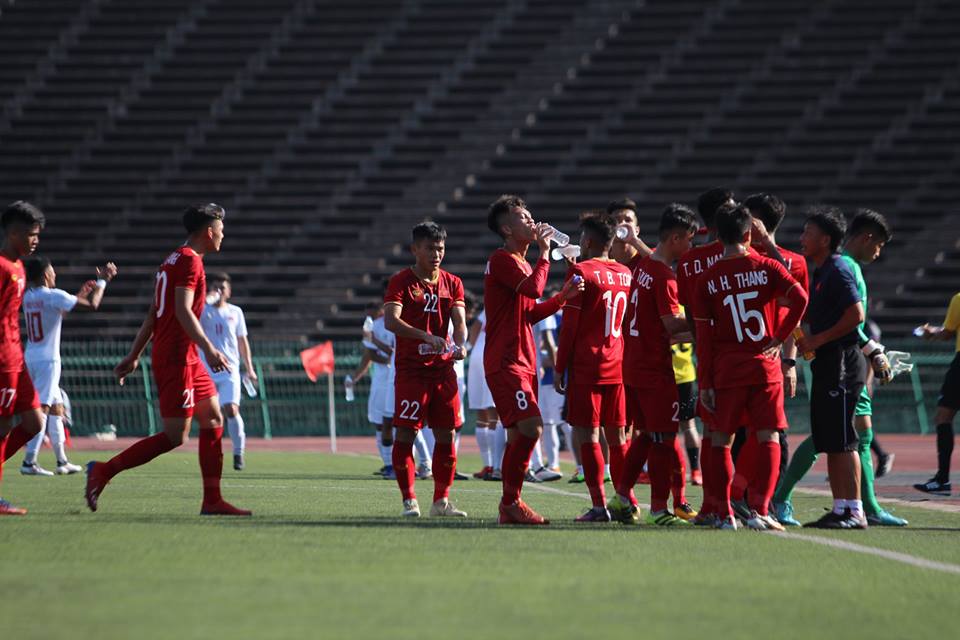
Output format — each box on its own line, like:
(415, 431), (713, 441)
(19, 256), (117, 476)
(367, 301), (397, 478)
(199, 272), (256, 471)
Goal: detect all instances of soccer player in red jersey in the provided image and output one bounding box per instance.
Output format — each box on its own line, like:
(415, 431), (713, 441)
(484, 195), (582, 525)
(693, 205), (808, 530)
(383, 222), (469, 518)
(86, 204), (250, 516)
(553, 214), (632, 522)
(0, 202), (48, 515)
(607, 204), (699, 527)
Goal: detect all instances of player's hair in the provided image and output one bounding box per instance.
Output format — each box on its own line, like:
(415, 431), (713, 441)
(805, 206), (847, 253)
(658, 203), (698, 239)
(580, 212), (617, 247)
(411, 221), (446, 244)
(716, 204), (753, 245)
(696, 187), (734, 228)
(183, 203), (225, 234)
(208, 271), (231, 286)
(23, 255), (51, 285)
(743, 193), (786, 233)
(487, 194), (526, 236)
(606, 197), (637, 216)
(848, 208), (892, 242)
(463, 289), (479, 313)
(2, 200), (46, 230)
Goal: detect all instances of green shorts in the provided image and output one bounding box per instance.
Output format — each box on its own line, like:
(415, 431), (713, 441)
(855, 386), (872, 417)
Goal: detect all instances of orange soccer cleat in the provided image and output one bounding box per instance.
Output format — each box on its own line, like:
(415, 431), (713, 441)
(498, 499), (550, 525)
(0, 498), (27, 515)
(200, 499), (253, 516)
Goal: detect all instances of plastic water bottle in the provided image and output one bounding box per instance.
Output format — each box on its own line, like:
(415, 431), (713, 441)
(242, 374), (258, 398)
(793, 328), (815, 360)
(362, 316), (374, 334)
(542, 224), (570, 247)
(205, 291), (221, 306)
(551, 244), (581, 261)
(344, 375), (355, 402)
(615, 225), (630, 240)
(912, 325), (926, 338)
(418, 341), (457, 356)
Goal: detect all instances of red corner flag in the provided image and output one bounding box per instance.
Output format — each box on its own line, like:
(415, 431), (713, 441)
(301, 341), (335, 382)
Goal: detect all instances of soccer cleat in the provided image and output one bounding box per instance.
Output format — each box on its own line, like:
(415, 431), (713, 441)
(417, 464), (432, 480)
(429, 498), (467, 517)
(804, 509), (858, 529)
(567, 471), (585, 484)
(745, 511), (784, 532)
(0, 498), (27, 516)
(374, 465), (388, 476)
(606, 495), (641, 525)
(715, 515), (739, 530)
(693, 512), (720, 527)
(401, 498), (421, 517)
(842, 509), (869, 529)
(731, 499), (752, 522)
(673, 502), (699, 522)
(524, 469), (541, 483)
(84, 461), (109, 512)
(866, 509), (908, 527)
(913, 477), (951, 496)
(772, 501), (801, 527)
(233, 455), (245, 471)
(473, 466), (493, 479)
(200, 499), (253, 516)
(498, 499), (549, 525)
(690, 469), (703, 486)
(645, 509), (692, 527)
(55, 461), (83, 475)
(575, 506), (612, 523)
(454, 470), (470, 481)
(487, 469), (503, 481)
(21, 462), (54, 477)
(382, 465), (396, 480)
(534, 466), (563, 482)
(875, 452), (895, 478)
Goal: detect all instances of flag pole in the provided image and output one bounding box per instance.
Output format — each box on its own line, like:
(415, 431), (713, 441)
(327, 369), (337, 453)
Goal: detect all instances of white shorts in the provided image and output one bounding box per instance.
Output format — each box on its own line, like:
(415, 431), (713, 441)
(213, 372), (241, 406)
(368, 378), (389, 424)
(26, 359), (63, 406)
(539, 382), (564, 425)
(467, 351), (494, 409)
(383, 372), (395, 420)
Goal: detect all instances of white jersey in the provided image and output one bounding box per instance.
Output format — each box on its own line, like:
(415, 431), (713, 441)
(368, 315), (394, 386)
(23, 286), (78, 363)
(200, 303), (248, 371)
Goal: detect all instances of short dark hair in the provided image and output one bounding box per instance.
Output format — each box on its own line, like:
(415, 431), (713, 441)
(23, 255), (51, 284)
(463, 289), (479, 312)
(606, 197), (637, 216)
(208, 271), (231, 286)
(580, 212), (616, 248)
(805, 206), (847, 253)
(658, 203), (699, 239)
(487, 194), (526, 236)
(2, 200), (46, 230)
(716, 205), (753, 245)
(743, 193), (786, 233)
(183, 203), (225, 234)
(411, 221), (446, 244)
(848, 208), (892, 243)
(696, 187), (734, 228)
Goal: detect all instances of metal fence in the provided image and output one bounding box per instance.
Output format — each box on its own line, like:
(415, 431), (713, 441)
(58, 341), (954, 438)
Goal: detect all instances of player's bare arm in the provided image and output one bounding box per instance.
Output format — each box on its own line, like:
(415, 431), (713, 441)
(616, 222), (653, 259)
(73, 262), (118, 311)
(349, 349), (373, 382)
(383, 302), (447, 352)
(114, 302), (157, 385)
(450, 303), (468, 360)
(797, 301), (865, 353)
(175, 286), (229, 372)
(238, 334), (258, 382)
(919, 323), (957, 341)
(365, 347), (390, 365)
(661, 314), (692, 344)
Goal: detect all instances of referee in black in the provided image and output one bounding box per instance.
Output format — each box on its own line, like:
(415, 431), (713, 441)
(796, 207), (868, 528)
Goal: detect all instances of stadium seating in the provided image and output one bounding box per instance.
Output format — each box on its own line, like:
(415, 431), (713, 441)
(1, 0), (958, 345)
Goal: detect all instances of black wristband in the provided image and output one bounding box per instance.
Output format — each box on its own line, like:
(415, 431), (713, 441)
(782, 358), (797, 368)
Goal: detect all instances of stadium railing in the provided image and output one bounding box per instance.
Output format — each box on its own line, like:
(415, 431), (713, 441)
(58, 341), (953, 439)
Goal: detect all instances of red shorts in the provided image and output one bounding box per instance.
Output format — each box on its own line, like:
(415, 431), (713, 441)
(154, 359), (217, 419)
(566, 382), (625, 429)
(713, 382), (787, 435)
(0, 368), (40, 418)
(486, 369), (540, 428)
(393, 368), (462, 430)
(625, 382), (679, 434)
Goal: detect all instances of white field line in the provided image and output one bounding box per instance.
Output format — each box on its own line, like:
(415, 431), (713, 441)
(772, 532), (960, 576)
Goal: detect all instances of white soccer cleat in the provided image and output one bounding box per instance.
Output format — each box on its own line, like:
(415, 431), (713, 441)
(534, 466), (563, 482)
(430, 498), (467, 517)
(416, 464), (433, 480)
(21, 463), (54, 477)
(401, 498), (421, 517)
(716, 515), (739, 530)
(758, 514), (785, 532)
(55, 462), (83, 475)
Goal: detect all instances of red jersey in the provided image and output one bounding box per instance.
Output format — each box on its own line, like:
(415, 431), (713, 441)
(555, 258), (632, 385)
(755, 244), (809, 330)
(483, 248), (563, 376)
(0, 254), (26, 372)
(692, 253), (807, 389)
(384, 267), (464, 376)
(153, 246), (206, 366)
(623, 256), (680, 388)
(676, 240), (723, 308)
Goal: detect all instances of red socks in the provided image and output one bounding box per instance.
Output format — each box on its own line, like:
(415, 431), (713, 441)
(580, 442), (606, 507)
(607, 440), (627, 490)
(616, 434), (651, 505)
(1, 425), (33, 462)
(0, 433), (6, 484)
(731, 434), (758, 502)
(713, 445), (734, 518)
(198, 427), (224, 505)
(104, 432), (177, 480)
(392, 440), (416, 501)
(501, 433), (537, 505)
(748, 439), (781, 516)
(699, 440), (715, 514)
(432, 441), (456, 503)
(671, 437), (687, 508)
(648, 440), (673, 513)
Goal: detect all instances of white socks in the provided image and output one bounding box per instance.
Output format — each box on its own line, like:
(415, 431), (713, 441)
(422, 427), (436, 457)
(560, 421), (573, 459)
(226, 415), (246, 457)
(24, 421), (48, 465)
(492, 421), (507, 472)
(476, 426), (491, 467)
(542, 421), (560, 469)
(375, 431), (393, 466)
(834, 499), (864, 517)
(48, 414), (67, 464)
(530, 438), (544, 471)
(413, 430), (431, 467)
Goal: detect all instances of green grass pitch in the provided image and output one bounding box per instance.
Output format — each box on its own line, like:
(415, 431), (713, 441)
(1, 449), (958, 639)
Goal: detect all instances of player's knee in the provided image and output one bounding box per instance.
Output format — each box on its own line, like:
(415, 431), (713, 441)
(222, 403), (238, 418)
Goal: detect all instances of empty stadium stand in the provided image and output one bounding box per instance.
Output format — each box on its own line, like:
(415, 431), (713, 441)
(1, 0), (958, 346)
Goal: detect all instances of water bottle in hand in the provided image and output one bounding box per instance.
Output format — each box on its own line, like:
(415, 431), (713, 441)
(418, 341), (456, 356)
(793, 328), (815, 360)
(242, 375), (258, 398)
(542, 224), (570, 247)
(344, 375), (355, 402)
(551, 244), (581, 261)
(616, 225), (630, 240)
